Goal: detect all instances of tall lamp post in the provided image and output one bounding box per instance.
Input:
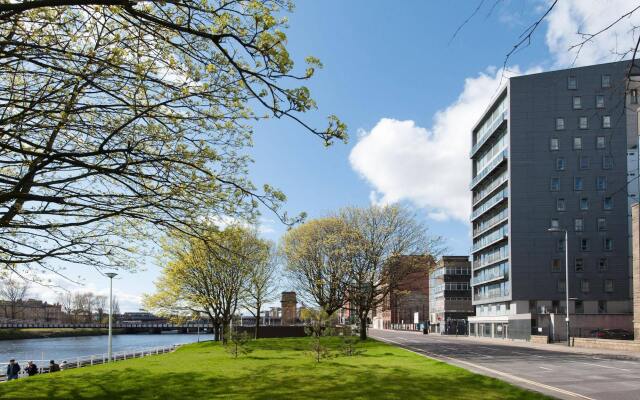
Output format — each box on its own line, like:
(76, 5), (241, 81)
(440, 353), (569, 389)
(105, 272), (118, 361)
(548, 227), (571, 346)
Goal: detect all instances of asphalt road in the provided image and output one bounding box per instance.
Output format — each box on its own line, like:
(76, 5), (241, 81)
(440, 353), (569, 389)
(370, 329), (640, 400)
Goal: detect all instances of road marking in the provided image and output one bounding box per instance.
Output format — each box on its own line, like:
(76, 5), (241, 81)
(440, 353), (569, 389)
(574, 361), (630, 372)
(375, 336), (596, 400)
(538, 366), (553, 371)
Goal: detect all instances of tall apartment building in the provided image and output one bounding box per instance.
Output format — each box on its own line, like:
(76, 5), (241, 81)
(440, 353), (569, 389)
(468, 61), (637, 340)
(428, 256), (473, 334)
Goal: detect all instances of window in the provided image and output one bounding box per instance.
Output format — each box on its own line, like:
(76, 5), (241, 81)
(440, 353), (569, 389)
(557, 198), (566, 211)
(603, 196), (613, 210)
(550, 177), (560, 191)
(598, 300), (607, 314)
(580, 197), (589, 210)
(550, 218), (560, 229)
(596, 176), (607, 191)
(581, 279), (590, 293)
(551, 259), (562, 273)
(631, 89), (638, 104)
(603, 238), (613, 251)
(598, 257), (608, 272)
(575, 300), (584, 314)
(596, 136), (606, 149)
(596, 95), (605, 108)
(597, 217), (607, 231)
(573, 96), (582, 109)
(557, 280), (566, 293)
(580, 238), (590, 251)
(550, 138), (559, 151)
(574, 218), (584, 232)
(574, 177), (583, 191)
(604, 279), (614, 293)
(573, 137), (582, 150)
(579, 116), (588, 129)
(575, 258), (584, 272)
(556, 157), (566, 170)
(579, 156), (590, 170)
(602, 74), (611, 88)
(602, 155), (613, 169)
(556, 118), (565, 130)
(557, 238), (565, 252)
(567, 76), (577, 89)
(602, 115), (611, 128)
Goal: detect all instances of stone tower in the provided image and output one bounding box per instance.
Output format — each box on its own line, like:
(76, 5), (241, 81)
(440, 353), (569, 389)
(281, 292), (297, 325)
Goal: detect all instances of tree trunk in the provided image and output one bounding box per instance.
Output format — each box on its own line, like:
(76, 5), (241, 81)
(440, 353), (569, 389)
(254, 305), (261, 339)
(359, 315), (367, 340)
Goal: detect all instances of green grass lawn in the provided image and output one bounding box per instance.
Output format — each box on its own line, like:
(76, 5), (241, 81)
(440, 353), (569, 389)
(0, 337), (551, 399)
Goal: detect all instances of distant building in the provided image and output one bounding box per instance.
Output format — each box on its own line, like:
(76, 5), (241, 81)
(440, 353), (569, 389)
(429, 256), (473, 334)
(281, 292), (297, 325)
(372, 255), (433, 331)
(120, 311), (165, 323)
(0, 299), (63, 322)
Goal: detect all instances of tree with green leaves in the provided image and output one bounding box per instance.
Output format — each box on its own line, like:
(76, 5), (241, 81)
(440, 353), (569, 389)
(0, 0), (346, 276)
(242, 241), (279, 339)
(144, 225), (268, 342)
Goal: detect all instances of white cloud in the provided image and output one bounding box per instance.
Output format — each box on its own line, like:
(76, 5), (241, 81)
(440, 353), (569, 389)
(350, 68), (518, 222)
(546, 0), (640, 67)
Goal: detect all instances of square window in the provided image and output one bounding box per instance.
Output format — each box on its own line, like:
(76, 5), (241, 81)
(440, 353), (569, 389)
(579, 116), (588, 129)
(573, 96), (582, 109)
(550, 138), (559, 151)
(596, 136), (606, 149)
(574, 218), (584, 232)
(581, 279), (590, 293)
(602, 75), (611, 88)
(596, 176), (607, 191)
(557, 280), (566, 293)
(604, 279), (614, 293)
(598, 257), (608, 272)
(602, 115), (611, 128)
(556, 118), (565, 130)
(597, 217), (607, 231)
(631, 89), (638, 104)
(580, 238), (589, 251)
(596, 95), (605, 108)
(550, 218), (560, 229)
(580, 197), (589, 210)
(557, 238), (565, 252)
(579, 156), (589, 169)
(556, 157), (566, 170)
(574, 177), (583, 191)
(550, 177), (560, 191)
(603, 238), (613, 251)
(551, 259), (562, 273)
(573, 137), (582, 150)
(568, 76), (577, 90)
(575, 257), (584, 272)
(557, 198), (566, 211)
(604, 196), (613, 210)
(602, 155), (613, 169)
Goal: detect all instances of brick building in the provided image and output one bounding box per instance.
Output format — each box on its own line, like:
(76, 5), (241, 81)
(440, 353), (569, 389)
(0, 299), (63, 322)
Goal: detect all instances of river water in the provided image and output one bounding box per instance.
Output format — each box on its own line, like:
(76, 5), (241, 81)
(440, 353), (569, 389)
(0, 333), (215, 363)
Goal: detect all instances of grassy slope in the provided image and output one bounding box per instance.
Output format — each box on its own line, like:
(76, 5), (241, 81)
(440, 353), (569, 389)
(0, 337), (551, 400)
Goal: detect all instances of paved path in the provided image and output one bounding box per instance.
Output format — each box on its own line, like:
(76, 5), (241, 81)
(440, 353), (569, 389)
(370, 329), (640, 400)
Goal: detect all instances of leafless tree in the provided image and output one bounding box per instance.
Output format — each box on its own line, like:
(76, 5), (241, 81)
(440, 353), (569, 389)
(242, 243), (279, 339)
(0, 274), (29, 319)
(94, 295), (107, 323)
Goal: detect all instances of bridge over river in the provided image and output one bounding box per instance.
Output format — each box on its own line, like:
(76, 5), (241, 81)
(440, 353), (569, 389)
(0, 321), (212, 333)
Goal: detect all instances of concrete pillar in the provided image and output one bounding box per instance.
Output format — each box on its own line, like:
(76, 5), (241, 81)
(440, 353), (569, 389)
(633, 204), (640, 340)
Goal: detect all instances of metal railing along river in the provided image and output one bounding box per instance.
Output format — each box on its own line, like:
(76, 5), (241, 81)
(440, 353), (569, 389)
(0, 344), (180, 382)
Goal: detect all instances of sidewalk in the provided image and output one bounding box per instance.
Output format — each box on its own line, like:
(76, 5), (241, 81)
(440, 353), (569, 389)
(369, 328), (640, 360)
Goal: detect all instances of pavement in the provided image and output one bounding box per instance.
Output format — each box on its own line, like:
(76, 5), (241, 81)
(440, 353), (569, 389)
(369, 328), (640, 400)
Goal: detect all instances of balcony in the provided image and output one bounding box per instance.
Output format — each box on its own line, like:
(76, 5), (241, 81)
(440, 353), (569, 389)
(472, 212), (508, 238)
(470, 110), (508, 157)
(471, 225), (508, 254)
(470, 148), (508, 189)
(472, 172), (508, 207)
(470, 188), (508, 222)
(472, 255), (509, 271)
(471, 271), (507, 286)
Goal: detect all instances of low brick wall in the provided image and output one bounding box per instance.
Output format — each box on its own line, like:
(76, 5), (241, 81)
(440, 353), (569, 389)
(571, 337), (640, 351)
(235, 325), (306, 338)
(530, 335), (549, 344)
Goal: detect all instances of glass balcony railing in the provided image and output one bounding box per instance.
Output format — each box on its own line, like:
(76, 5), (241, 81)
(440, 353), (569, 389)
(470, 110), (508, 157)
(471, 188), (508, 221)
(470, 148), (508, 189)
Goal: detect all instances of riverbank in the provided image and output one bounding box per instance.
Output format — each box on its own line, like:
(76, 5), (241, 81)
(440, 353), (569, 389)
(0, 328), (125, 341)
(0, 337), (551, 399)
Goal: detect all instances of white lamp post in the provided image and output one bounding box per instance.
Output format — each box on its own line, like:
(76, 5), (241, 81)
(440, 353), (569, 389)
(548, 227), (570, 346)
(105, 272), (118, 361)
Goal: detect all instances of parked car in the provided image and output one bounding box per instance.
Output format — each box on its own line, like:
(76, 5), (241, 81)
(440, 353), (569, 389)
(589, 328), (633, 340)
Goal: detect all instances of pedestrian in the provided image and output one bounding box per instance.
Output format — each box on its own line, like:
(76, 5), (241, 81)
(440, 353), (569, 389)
(26, 361), (38, 377)
(60, 360), (67, 370)
(49, 360), (60, 373)
(6, 359), (20, 381)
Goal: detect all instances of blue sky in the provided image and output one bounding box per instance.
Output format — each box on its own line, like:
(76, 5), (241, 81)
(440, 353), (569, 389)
(37, 0), (640, 311)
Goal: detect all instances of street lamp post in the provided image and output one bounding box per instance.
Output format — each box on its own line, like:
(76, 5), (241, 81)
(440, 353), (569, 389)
(548, 227), (571, 346)
(105, 272), (118, 361)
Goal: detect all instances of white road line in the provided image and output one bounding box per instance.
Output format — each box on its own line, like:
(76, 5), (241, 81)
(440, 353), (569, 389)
(375, 336), (596, 400)
(539, 366), (553, 371)
(573, 361), (631, 372)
